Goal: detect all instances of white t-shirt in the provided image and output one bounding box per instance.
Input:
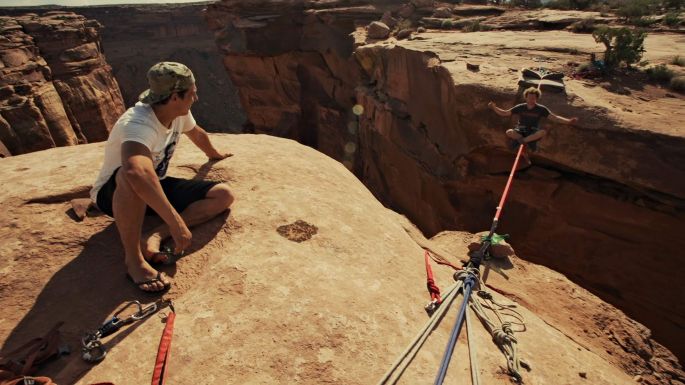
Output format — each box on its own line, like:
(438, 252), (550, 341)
(90, 102), (197, 203)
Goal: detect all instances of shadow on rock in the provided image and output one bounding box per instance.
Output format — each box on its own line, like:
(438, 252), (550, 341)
(0, 212), (229, 384)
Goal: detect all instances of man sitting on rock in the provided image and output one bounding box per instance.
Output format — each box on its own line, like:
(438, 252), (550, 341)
(90, 62), (234, 292)
(488, 87), (578, 152)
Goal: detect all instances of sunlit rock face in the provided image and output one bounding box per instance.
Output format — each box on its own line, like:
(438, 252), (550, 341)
(0, 12), (124, 155)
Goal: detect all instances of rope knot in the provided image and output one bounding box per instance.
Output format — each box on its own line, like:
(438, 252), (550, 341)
(492, 327), (517, 345)
(492, 328), (508, 345)
(502, 322), (514, 335)
(453, 267), (480, 283)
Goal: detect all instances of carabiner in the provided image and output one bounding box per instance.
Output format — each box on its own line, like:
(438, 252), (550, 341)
(113, 300), (144, 322)
(81, 339), (107, 363)
(132, 301), (160, 321)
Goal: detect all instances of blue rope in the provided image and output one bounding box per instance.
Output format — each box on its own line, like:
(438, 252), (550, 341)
(433, 270), (478, 385)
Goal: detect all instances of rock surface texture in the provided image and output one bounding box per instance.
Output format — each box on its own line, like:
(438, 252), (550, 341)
(0, 12), (124, 155)
(205, 0), (685, 371)
(0, 135), (680, 385)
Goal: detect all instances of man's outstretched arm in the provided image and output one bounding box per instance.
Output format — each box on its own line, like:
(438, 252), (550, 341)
(488, 101), (513, 117)
(120, 141), (191, 251)
(185, 125), (233, 160)
(548, 113), (578, 125)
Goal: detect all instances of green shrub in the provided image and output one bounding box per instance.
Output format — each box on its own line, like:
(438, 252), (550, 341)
(463, 20), (492, 32)
(662, 0), (683, 9)
(646, 64), (675, 82)
(671, 55), (685, 66)
(440, 19), (455, 29)
(616, 0), (658, 18)
(630, 16), (659, 26)
(546, 0), (597, 9)
(592, 3), (612, 13)
(570, 0), (595, 9)
(670, 76), (685, 92)
(664, 12), (682, 25)
(547, 0), (573, 9)
(592, 26), (647, 69)
(511, 0), (543, 8)
(578, 62), (592, 71)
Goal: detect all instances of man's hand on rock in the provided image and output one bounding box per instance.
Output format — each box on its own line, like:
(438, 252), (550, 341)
(170, 220), (192, 254)
(568, 117), (578, 125)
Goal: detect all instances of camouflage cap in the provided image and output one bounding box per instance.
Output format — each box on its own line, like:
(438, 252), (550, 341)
(138, 62), (195, 104)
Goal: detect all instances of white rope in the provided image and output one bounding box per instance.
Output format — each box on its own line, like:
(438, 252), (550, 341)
(466, 305), (480, 385)
(377, 268), (529, 385)
(469, 284), (527, 383)
(377, 281), (463, 385)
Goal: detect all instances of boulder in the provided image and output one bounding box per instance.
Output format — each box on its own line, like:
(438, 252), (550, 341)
(433, 6), (453, 18)
(467, 231), (515, 259)
(397, 28), (413, 39)
(367, 21), (390, 40)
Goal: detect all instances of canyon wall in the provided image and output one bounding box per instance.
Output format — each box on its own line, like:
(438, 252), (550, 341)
(1, 3), (246, 134)
(71, 3), (246, 133)
(0, 12), (124, 155)
(205, 0), (685, 369)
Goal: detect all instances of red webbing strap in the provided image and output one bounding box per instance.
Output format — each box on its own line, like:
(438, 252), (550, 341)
(0, 322), (64, 376)
(1, 376), (56, 385)
(424, 251), (442, 304)
(426, 250), (462, 271)
(151, 311), (175, 385)
(494, 144), (525, 222)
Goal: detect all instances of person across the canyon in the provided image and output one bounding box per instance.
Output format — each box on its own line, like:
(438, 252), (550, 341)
(90, 61), (235, 292)
(488, 87), (578, 152)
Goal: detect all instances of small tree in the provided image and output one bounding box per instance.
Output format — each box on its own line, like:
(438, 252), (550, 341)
(592, 26), (647, 70)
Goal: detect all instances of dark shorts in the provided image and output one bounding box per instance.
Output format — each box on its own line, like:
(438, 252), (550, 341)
(513, 125), (539, 137)
(96, 167), (219, 217)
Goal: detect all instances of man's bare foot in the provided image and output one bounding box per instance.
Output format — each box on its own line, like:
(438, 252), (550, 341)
(126, 261), (171, 292)
(141, 232), (168, 264)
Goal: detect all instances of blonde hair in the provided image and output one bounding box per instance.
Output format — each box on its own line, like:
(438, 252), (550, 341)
(523, 87), (541, 98)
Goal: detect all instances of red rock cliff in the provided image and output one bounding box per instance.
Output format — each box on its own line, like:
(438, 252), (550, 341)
(205, 0), (411, 159)
(0, 12), (124, 156)
(67, 3), (246, 133)
(206, 0), (685, 376)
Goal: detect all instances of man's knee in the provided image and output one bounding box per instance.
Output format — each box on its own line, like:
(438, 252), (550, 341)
(112, 168), (146, 217)
(114, 168), (135, 196)
(208, 183), (235, 209)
